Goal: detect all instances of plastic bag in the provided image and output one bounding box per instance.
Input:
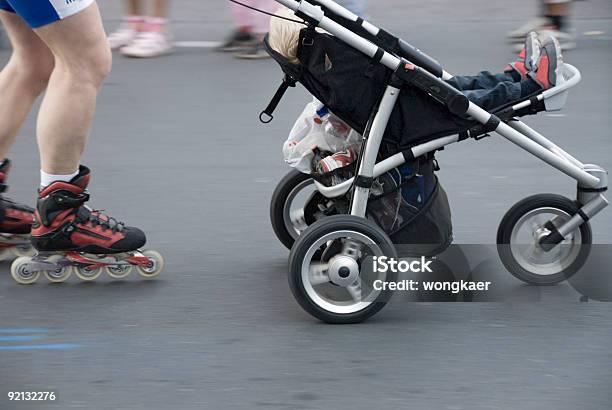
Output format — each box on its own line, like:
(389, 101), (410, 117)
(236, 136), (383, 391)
(283, 101), (361, 174)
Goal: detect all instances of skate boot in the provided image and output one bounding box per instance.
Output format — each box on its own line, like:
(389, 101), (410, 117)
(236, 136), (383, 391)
(10, 165), (164, 284)
(0, 159), (35, 260)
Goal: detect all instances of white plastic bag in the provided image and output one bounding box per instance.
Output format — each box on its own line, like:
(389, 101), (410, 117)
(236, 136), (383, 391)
(283, 101), (361, 174)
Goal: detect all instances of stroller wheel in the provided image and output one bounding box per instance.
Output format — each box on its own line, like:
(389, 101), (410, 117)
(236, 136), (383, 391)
(270, 170), (314, 250)
(288, 215), (397, 324)
(271, 170), (346, 250)
(497, 194), (592, 285)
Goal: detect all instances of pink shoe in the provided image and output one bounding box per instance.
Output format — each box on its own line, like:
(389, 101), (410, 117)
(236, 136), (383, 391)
(108, 17), (144, 51)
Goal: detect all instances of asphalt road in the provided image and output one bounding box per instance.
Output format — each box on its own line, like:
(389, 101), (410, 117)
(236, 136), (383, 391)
(1, 1), (611, 409)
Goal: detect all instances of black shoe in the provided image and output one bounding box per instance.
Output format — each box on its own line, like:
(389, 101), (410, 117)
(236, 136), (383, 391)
(217, 30), (256, 52)
(234, 41), (270, 60)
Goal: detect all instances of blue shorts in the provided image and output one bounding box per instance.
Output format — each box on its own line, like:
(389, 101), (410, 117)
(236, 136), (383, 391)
(0, 0), (94, 29)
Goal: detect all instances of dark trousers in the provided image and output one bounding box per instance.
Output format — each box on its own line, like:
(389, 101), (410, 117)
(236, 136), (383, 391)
(447, 71), (524, 112)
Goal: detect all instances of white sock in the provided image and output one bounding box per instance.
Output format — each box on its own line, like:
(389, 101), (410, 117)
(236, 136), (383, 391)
(40, 169), (79, 188)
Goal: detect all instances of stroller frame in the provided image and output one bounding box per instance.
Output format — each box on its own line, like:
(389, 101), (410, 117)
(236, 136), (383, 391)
(275, 0), (608, 241)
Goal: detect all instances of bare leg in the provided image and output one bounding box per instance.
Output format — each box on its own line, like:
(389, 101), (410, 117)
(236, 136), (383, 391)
(125, 0), (144, 31)
(126, 0), (144, 16)
(34, 3), (112, 174)
(151, 0), (170, 18)
(546, 2), (571, 17)
(0, 12), (54, 160)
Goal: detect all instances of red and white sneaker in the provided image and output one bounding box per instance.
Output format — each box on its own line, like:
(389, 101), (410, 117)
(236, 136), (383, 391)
(529, 35), (563, 89)
(316, 148), (357, 174)
(505, 32), (541, 79)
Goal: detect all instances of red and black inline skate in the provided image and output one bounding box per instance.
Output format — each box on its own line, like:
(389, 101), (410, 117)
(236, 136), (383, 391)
(0, 159), (36, 261)
(10, 165), (164, 284)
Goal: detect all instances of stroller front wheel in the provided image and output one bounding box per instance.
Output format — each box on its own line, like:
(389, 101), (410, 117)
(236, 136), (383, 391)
(497, 194), (592, 285)
(288, 215), (398, 324)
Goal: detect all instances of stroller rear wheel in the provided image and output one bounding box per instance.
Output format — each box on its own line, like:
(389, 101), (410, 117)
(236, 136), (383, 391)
(497, 194), (592, 285)
(288, 215), (397, 324)
(271, 170), (346, 250)
(270, 170), (314, 249)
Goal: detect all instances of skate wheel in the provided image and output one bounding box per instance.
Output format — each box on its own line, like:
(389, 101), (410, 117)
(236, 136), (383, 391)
(10, 256), (39, 285)
(137, 250), (164, 279)
(106, 264), (133, 279)
(0, 248), (12, 261)
(12, 245), (36, 258)
(75, 265), (103, 282)
(42, 255), (72, 283)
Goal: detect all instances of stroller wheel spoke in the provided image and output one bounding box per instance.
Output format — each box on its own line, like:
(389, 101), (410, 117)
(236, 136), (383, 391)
(346, 278), (363, 302)
(524, 243), (542, 261)
(290, 208), (308, 231)
(341, 239), (361, 259)
(309, 262), (331, 285)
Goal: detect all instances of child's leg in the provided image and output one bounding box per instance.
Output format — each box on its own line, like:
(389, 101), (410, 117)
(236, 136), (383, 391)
(448, 71), (519, 92)
(460, 79), (541, 112)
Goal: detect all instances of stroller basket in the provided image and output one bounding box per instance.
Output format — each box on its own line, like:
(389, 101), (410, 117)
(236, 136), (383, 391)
(308, 151), (452, 255)
(367, 159), (453, 256)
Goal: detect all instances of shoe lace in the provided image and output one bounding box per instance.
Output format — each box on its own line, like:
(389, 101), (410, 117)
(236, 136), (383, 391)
(77, 207), (125, 234)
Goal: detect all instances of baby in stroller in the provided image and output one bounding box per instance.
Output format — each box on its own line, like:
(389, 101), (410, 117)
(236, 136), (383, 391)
(268, 8), (564, 114)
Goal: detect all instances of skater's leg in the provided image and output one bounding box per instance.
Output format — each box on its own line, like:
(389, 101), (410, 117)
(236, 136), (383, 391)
(108, 1), (144, 50)
(0, 13), (50, 238)
(0, 11), (54, 159)
(126, 0), (144, 16)
(234, 0), (276, 59)
(33, 2), (112, 175)
(151, 0), (170, 19)
(120, 0), (172, 58)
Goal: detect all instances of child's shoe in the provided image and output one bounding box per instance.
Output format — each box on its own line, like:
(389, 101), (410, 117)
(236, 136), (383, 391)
(530, 35), (563, 89)
(505, 32), (541, 79)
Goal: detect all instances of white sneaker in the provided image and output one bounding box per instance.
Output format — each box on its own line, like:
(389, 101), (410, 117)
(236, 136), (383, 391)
(537, 29), (576, 51)
(507, 17), (550, 40)
(108, 27), (139, 51)
(512, 29), (576, 52)
(120, 32), (172, 58)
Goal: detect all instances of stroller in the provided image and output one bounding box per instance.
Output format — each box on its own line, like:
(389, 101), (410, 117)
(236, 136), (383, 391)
(264, 0), (609, 323)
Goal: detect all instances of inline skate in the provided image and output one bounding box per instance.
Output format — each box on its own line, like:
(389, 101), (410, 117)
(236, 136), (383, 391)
(0, 159), (35, 260)
(10, 165), (164, 284)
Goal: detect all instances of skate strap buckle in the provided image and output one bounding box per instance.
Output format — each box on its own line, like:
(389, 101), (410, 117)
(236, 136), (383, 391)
(54, 191), (89, 208)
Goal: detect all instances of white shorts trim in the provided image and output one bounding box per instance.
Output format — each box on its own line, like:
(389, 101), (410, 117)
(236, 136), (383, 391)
(49, 0), (95, 20)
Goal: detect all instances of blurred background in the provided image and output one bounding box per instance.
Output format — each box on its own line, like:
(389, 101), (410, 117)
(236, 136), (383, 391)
(0, 1), (611, 409)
